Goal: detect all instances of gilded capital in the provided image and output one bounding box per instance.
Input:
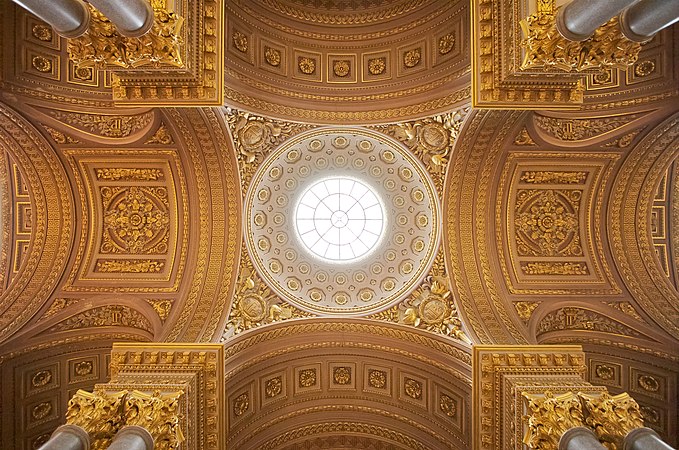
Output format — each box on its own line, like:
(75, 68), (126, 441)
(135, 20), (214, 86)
(65, 389), (127, 449)
(580, 392), (644, 448)
(520, 11), (641, 72)
(522, 391), (586, 449)
(124, 390), (185, 450)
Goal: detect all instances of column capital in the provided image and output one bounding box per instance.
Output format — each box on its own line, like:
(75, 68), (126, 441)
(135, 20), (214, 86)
(64, 389), (127, 448)
(123, 390), (185, 450)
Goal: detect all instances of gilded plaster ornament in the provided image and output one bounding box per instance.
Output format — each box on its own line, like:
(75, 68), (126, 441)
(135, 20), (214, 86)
(224, 250), (311, 338)
(68, 4), (184, 69)
(580, 392), (643, 449)
(520, 12), (642, 72)
(515, 301), (540, 322)
(65, 390), (127, 449)
(370, 251), (470, 343)
(224, 109), (313, 187)
(368, 57), (386, 75)
(533, 113), (644, 142)
(264, 47), (281, 66)
(145, 124), (174, 145)
(124, 390), (185, 450)
(523, 391), (586, 449)
(376, 107), (470, 194)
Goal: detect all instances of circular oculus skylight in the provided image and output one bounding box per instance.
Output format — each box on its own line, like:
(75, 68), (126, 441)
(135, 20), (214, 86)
(295, 177), (384, 262)
(244, 128), (441, 316)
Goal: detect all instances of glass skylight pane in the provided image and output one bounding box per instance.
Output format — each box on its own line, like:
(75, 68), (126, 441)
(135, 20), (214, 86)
(295, 177), (384, 262)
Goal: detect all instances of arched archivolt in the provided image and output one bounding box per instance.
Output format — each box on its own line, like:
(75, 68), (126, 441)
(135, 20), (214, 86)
(609, 112), (679, 340)
(223, 319), (471, 450)
(0, 102), (73, 344)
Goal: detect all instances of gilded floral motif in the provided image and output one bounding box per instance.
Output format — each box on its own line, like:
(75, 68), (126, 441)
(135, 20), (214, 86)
(438, 33), (455, 55)
(368, 370), (387, 389)
(75, 361), (93, 376)
(101, 186), (170, 254)
(265, 377), (282, 398)
(403, 48), (421, 68)
(595, 365), (615, 381)
(439, 394), (457, 418)
(95, 259), (164, 273)
(368, 57), (386, 75)
(31, 370), (53, 387)
(521, 262), (589, 275)
(299, 368), (317, 388)
(520, 171), (587, 184)
(634, 60), (655, 77)
(515, 189), (581, 257)
(264, 47), (281, 66)
(32, 24), (53, 41)
(32, 401), (52, 420)
(96, 168), (164, 182)
(404, 378), (422, 399)
(232, 31), (248, 53)
(233, 392), (249, 416)
(298, 57), (316, 74)
(333, 367), (351, 385)
(333, 60), (350, 77)
(31, 56), (52, 73)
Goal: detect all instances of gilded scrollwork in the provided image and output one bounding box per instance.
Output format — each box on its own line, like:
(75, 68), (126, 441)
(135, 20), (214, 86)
(370, 251), (470, 343)
(515, 189), (582, 257)
(520, 12), (641, 72)
(533, 113), (644, 142)
(47, 305), (153, 333)
(515, 301), (540, 322)
(101, 186), (170, 254)
(376, 107), (470, 194)
(224, 109), (313, 187)
(68, 4), (184, 69)
(537, 308), (646, 339)
(224, 248), (312, 338)
(44, 110), (154, 139)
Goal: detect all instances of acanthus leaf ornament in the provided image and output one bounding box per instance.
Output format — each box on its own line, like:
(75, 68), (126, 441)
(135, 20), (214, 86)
(68, 4), (184, 70)
(580, 392), (644, 449)
(124, 390), (185, 450)
(522, 391), (586, 449)
(520, 10), (642, 72)
(65, 389), (127, 450)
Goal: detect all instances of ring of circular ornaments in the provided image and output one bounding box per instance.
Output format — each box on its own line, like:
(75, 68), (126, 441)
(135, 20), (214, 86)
(244, 128), (441, 316)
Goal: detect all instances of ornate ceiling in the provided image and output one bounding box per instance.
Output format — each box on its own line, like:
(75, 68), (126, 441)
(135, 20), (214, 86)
(0, 1), (678, 449)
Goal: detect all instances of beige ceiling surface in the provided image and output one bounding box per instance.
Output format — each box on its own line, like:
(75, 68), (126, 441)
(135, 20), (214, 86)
(0, 1), (678, 449)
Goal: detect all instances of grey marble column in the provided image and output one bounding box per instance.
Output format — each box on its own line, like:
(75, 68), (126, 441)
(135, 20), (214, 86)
(620, 0), (679, 42)
(12, 0), (90, 38)
(37, 424), (90, 450)
(107, 425), (155, 450)
(623, 427), (676, 450)
(559, 427), (607, 450)
(87, 0), (154, 37)
(556, 0), (638, 41)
